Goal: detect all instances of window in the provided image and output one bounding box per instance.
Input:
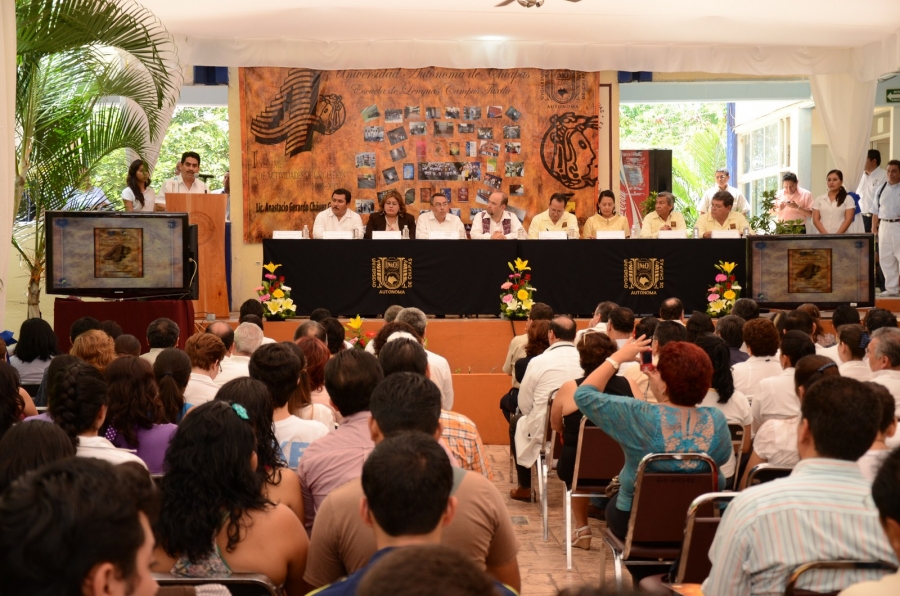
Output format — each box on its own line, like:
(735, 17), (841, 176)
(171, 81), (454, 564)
(738, 117), (790, 215)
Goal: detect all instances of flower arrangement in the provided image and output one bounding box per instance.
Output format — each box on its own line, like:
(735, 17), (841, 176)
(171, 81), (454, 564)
(345, 315), (375, 350)
(500, 258), (536, 319)
(706, 261), (741, 317)
(255, 262), (296, 320)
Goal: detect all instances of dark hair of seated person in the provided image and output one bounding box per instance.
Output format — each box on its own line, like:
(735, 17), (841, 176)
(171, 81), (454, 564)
(370, 321), (420, 355)
(715, 315), (745, 349)
(729, 298), (759, 321)
(239, 298), (265, 320)
(685, 312), (714, 343)
(216, 377), (288, 487)
(369, 372), (441, 437)
(831, 304), (861, 329)
(153, 348), (191, 424)
(0, 362), (25, 440)
(0, 421), (75, 493)
(655, 342), (713, 406)
(865, 308), (897, 333)
(114, 333), (142, 357)
(634, 316), (659, 343)
(576, 331), (617, 375)
(309, 308), (332, 323)
(793, 355), (840, 393)
(294, 320), (326, 342)
(694, 334), (735, 403)
(800, 377), (880, 461)
(49, 362), (108, 447)
(378, 337), (428, 377)
(358, 544), (497, 596)
(240, 313), (264, 331)
(320, 317), (347, 355)
(361, 432), (452, 537)
(742, 318), (780, 357)
(102, 356), (163, 448)
(0, 457), (156, 596)
(324, 349), (383, 417)
(654, 320), (687, 348)
(14, 317), (60, 363)
(862, 382), (898, 435)
(100, 320), (123, 340)
(871, 444), (900, 529)
(155, 401), (269, 561)
(249, 342), (302, 408)
(780, 330), (816, 367)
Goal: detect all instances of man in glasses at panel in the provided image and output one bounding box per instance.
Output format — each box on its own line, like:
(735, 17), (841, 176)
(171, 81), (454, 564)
(699, 168), (750, 217)
(416, 192), (467, 239)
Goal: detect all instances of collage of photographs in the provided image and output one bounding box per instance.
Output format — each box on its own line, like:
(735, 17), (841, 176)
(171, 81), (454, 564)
(354, 101), (527, 223)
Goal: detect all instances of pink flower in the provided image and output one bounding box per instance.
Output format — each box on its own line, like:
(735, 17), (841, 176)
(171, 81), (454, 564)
(715, 274), (727, 282)
(501, 282), (513, 290)
(253, 285), (264, 292)
(509, 274), (515, 279)
(502, 294), (514, 304)
(708, 293), (720, 302)
(261, 293), (270, 301)
(264, 273), (276, 280)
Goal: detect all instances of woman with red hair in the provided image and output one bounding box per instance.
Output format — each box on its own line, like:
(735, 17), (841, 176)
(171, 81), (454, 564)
(574, 338), (733, 578)
(296, 336), (339, 422)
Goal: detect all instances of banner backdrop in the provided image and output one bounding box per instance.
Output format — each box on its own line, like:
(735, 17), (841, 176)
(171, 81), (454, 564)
(619, 149), (650, 229)
(239, 67), (605, 242)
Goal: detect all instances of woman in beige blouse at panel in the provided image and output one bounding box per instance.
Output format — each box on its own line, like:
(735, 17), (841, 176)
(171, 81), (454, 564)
(582, 190), (630, 238)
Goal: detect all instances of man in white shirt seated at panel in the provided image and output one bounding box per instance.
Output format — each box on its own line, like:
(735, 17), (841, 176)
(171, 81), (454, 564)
(527, 192), (578, 238)
(416, 192), (466, 239)
(639, 191), (686, 238)
(704, 377), (896, 596)
(699, 168), (750, 217)
(158, 151), (208, 203)
(312, 188), (363, 238)
(697, 191), (751, 237)
(470, 191), (522, 239)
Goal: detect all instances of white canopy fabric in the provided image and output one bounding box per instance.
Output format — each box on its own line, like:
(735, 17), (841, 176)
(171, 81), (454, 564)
(142, 0), (900, 79)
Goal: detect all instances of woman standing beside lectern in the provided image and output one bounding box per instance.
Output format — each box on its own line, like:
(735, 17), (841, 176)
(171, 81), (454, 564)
(122, 159), (164, 212)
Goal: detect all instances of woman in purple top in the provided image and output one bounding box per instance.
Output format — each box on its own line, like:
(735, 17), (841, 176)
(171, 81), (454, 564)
(102, 356), (176, 473)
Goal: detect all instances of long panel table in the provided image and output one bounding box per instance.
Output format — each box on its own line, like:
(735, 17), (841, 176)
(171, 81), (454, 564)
(262, 239), (747, 316)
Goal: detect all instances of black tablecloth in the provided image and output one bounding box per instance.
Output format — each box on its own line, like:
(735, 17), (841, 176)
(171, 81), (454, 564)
(263, 239), (747, 316)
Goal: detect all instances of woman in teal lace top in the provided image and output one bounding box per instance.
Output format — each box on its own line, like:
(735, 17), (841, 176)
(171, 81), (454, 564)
(573, 338), (734, 541)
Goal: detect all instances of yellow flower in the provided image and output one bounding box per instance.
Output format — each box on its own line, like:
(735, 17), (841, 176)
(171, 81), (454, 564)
(723, 290), (736, 300)
(708, 299), (726, 312)
(272, 288), (285, 299)
(263, 262), (281, 274)
(517, 289), (529, 301)
(266, 299), (283, 314)
(281, 298), (294, 312)
(522, 298), (534, 311)
(513, 258), (531, 271)
(720, 262), (736, 274)
(347, 315), (363, 330)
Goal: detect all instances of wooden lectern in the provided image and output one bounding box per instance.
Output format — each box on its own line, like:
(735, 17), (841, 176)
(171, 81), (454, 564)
(165, 193), (229, 318)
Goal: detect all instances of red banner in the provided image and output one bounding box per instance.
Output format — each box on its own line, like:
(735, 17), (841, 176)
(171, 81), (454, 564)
(619, 149), (650, 228)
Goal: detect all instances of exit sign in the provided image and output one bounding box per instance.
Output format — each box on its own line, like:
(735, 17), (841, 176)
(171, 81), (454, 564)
(888, 89), (900, 103)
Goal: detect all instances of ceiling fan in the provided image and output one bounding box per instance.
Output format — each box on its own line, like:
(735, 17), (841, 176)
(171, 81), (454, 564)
(495, 0), (581, 7)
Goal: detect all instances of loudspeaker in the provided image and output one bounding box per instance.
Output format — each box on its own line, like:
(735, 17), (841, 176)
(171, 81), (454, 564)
(647, 149), (673, 194)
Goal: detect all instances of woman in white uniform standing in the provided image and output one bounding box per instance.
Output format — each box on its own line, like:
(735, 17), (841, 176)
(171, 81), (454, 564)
(812, 169), (863, 234)
(122, 159), (163, 212)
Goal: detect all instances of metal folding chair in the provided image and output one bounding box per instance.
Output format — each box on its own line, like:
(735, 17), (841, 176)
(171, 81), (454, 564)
(745, 463), (793, 488)
(783, 560), (897, 596)
(152, 573), (280, 596)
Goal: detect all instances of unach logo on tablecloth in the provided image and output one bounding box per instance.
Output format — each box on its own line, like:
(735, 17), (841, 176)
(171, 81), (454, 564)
(372, 257), (413, 294)
(624, 258), (664, 294)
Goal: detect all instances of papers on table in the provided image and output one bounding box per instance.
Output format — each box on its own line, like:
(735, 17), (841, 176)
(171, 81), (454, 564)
(428, 231), (458, 240)
(538, 230), (568, 240)
(372, 231), (402, 239)
(658, 229), (688, 239)
(323, 230), (354, 239)
(595, 231), (627, 239)
(711, 230), (741, 238)
(272, 230), (303, 239)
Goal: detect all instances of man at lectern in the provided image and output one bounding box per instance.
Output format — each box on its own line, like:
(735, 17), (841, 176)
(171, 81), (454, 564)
(313, 188), (364, 239)
(158, 151), (208, 208)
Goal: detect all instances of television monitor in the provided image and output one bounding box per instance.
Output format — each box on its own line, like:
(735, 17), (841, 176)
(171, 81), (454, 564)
(45, 211), (192, 299)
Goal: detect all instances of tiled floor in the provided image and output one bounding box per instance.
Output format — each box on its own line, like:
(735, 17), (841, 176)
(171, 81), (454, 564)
(486, 444), (633, 595)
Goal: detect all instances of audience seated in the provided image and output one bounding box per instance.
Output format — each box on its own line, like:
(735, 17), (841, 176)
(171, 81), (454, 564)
(284, 342), (337, 429)
(0, 457), (159, 596)
(215, 322), (263, 386)
(550, 331), (636, 549)
(100, 319), (123, 339)
(215, 377), (304, 519)
(0, 362), (36, 439)
(298, 349), (383, 530)
(513, 319), (551, 384)
(295, 320), (327, 343)
(183, 333), (227, 409)
(751, 330), (816, 433)
(70, 329), (116, 373)
(310, 307), (332, 322)
(102, 356), (177, 474)
(574, 339), (734, 582)
(741, 355), (839, 488)
(368, 320), (419, 356)
(395, 307), (455, 410)
(240, 313), (276, 346)
(696, 334), (752, 460)
(574, 301), (614, 344)
(840, 446), (900, 595)
(512, 316), (581, 501)
(114, 333), (142, 357)
(705, 377), (895, 595)
(357, 544), (502, 596)
(45, 361), (146, 467)
(25, 353), (79, 421)
(362, 305), (408, 354)
(730, 297), (760, 321)
(205, 320), (235, 361)
(685, 311), (714, 343)
(310, 431), (518, 596)
(378, 337), (492, 478)
(833, 303), (862, 328)
(838, 324), (873, 381)
(619, 316), (659, 396)
(658, 297), (685, 324)
(503, 302), (554, 390)
(732, 317), (782, 403)
(153, 347), (192, 423)
(866, 308), (898, 333)
(857, 383), (898, 482)
(798, 302), (835, 348)
(152, 401), (309, 594)
(8, 317), (59, 387)
(653, 320), (687, 352)
(296, 336), (339, 420)
(715, 315), (748, 365)
(306, 373), (519, 591)
(321, 317), (349, 355)
(249, 343), (329, 471)
(141, 317), (179, 366)
(868, 328), (900, 445)
(0, 420), (74, 493)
